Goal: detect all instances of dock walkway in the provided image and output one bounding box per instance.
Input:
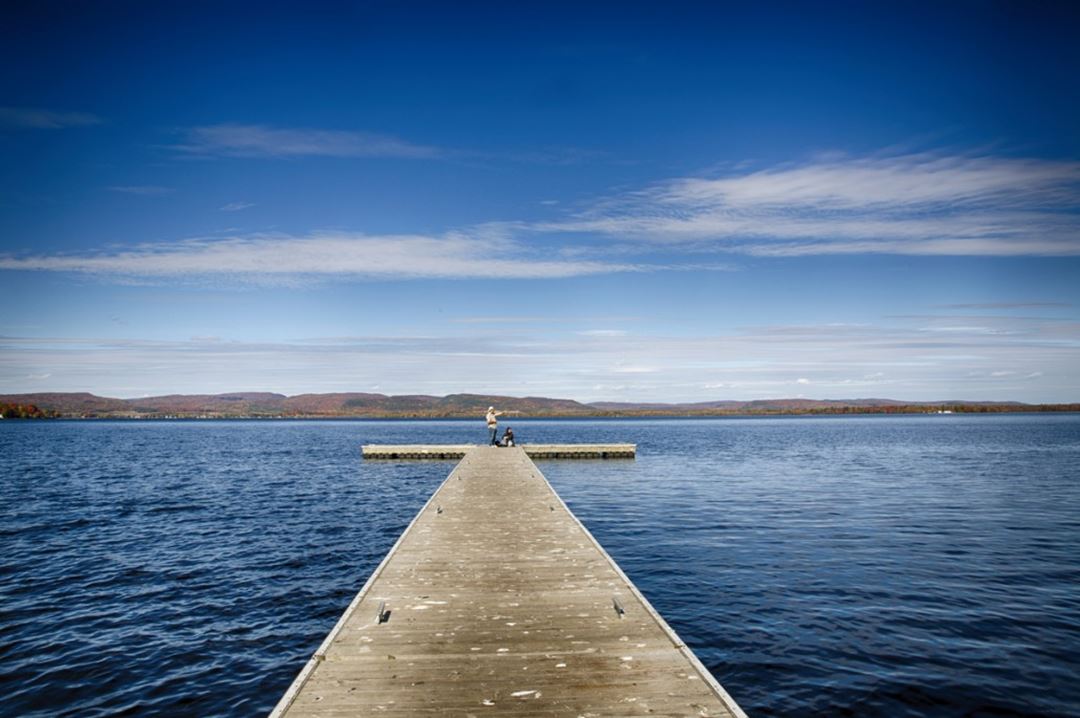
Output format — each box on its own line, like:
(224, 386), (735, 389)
(271, 446), (745, 717)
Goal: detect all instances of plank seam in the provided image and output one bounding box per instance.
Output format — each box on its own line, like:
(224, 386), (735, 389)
(267, 457), (462, 717)
(527, 452), (750, 718)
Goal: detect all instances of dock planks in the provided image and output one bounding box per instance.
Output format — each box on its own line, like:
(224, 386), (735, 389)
(271, 446), (745, 717)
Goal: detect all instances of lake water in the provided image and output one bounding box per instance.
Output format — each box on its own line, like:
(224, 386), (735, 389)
(2, 415), (1078, 717)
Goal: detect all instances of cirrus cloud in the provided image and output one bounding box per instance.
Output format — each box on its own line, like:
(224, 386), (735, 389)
(540, 152), (1080, 256)
(0, 231), (640, 282)
(220, 201), (255, 212)
(0, 106), (103, 129)
(172, 123), (441, 159)
(107, 185), (174, 196)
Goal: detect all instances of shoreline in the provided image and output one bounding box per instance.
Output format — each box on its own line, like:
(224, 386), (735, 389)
(5, 406), (1080, 421)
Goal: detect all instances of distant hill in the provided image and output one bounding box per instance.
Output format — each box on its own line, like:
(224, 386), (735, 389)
(278, 392), (595, 417)
(0, 391), (1068, 419)
(587, 397), (1028, 412)
(125, 392), (288, 415)
(0, 391), (596, 418)
(0, 392), (130, 414)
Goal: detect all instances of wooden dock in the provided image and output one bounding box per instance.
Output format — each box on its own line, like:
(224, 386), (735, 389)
(362, 443), (636, 459)
(271, 446), (746, 717)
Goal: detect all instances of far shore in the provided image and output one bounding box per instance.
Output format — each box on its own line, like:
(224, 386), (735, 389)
(3, 391), (1079, 421)
(5, 406), (1080, 421)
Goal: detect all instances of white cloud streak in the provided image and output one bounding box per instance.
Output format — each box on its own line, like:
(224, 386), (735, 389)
(220, 202), (255, 211)
(5, 150), (1079, 285)
(541, 152), (1080, 257)
(3, 315), (1077, 401)
(0, 106), (103, 129)
(0, 231), (640, 281)
(107, 185), (174, 196)
(577, 329), (628, 337)
(451, 316), (639, 325)
(173, 123), (440, 159)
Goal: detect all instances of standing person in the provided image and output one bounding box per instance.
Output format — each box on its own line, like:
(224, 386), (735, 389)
(485, 406), (503, 446)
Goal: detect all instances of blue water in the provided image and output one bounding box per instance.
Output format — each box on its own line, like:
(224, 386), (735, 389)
(2, 415), (1078, 717)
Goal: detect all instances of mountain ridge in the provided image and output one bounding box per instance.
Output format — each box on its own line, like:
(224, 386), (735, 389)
(1, 391), (1066, 418)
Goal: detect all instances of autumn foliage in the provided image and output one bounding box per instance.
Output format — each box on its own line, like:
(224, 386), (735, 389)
(0, 403), (56, 419)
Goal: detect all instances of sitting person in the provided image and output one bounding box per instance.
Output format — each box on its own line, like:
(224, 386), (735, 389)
(500, 427), (515, 447)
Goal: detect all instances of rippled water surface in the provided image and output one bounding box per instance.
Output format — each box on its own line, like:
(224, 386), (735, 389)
(2, 415), (1078, 717)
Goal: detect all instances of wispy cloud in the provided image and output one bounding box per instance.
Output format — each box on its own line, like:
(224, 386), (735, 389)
(107, 185), (174, 196)
(0, 231), (640, 282)
(541, 152), (1080, 257)
(172, 123), (441, 159)
(451, 315), (639, 325)
(7, 149), (1080, 288)
(220, 201), (255, 211)
(610, 364), (656, 373)
(578, 329), (628, 337)
(0, 106), (103, 129)
(5, 316), (1077, 401)
(936, 302), (1071, 310)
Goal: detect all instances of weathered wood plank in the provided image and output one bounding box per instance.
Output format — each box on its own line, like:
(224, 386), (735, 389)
(271, 446), (744, 717)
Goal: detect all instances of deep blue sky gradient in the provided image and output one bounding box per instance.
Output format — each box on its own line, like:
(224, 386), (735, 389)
(2, 2), (1078, 401)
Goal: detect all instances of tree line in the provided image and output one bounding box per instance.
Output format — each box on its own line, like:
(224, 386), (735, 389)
(0, 403), (59, 419)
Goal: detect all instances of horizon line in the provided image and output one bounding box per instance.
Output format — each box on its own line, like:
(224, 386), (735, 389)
(2, 389), (1074, 406)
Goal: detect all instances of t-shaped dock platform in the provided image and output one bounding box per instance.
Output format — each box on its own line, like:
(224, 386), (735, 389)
(362, 443), (636, 459)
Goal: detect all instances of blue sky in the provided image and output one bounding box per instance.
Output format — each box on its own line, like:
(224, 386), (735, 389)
(2, 1), (1079, 402)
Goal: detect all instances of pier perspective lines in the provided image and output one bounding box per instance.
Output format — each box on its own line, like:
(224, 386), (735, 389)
(271, 446), (745, 717)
